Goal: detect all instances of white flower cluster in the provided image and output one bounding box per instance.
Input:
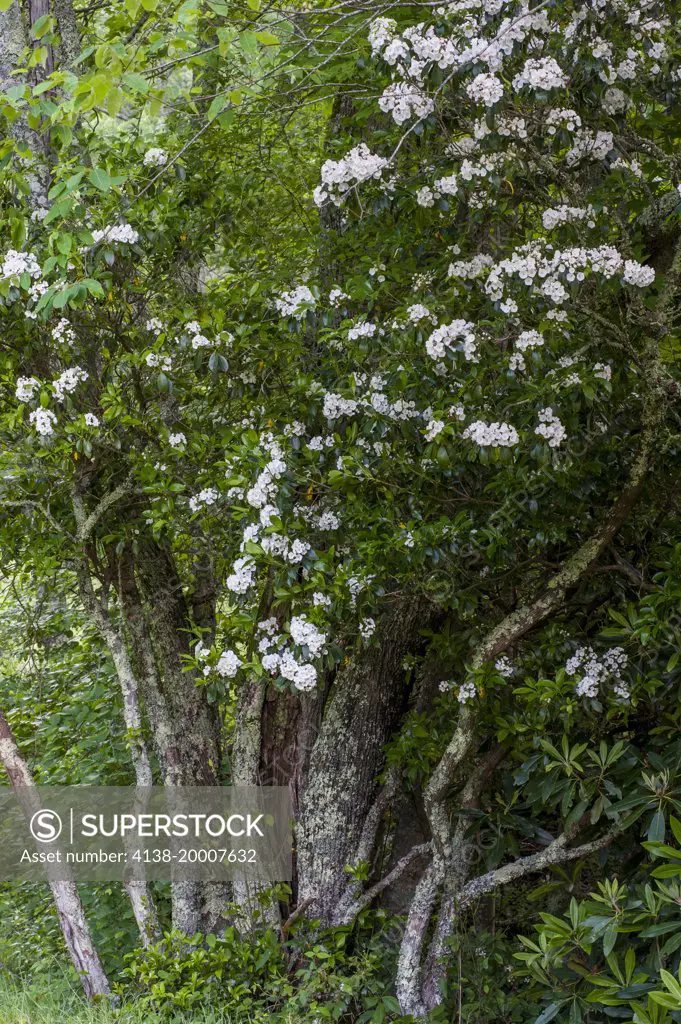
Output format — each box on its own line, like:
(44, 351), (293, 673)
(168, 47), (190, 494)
(189, 487), (219, 512)
(513, 57), (567, 92)
(84, 413), (99, 427)
(226, 555), (257, 594)
(143, 148), (168, 167)
(168, 432), (186, 448)
(622, 260), (656, 287)
(308, 435), (335, 452)
(368, 16), (400, 56)
(515, 329), (544, 352)
(314, 144), (389, 207)
(323, 393), (359, 420)
(542, 205), (597, 230)
(602, 87), (629, 114)
(216, 649), (242, 678)
(416, 170), (460, 208)
(425, 319), (477, 361)
(457, 680), (477, 703)
(146, 353), (172, 370)
(407, 303), (436, 324)
(52, 367), (88, 402)
(260, 534), (311, 565)
(474, 115), (528, 140)
(146, 317), (164, 334)
(485, 243), (654, 306)
(16, 377), (40, 402)
(29, 408), (57, 435)
(378, 82), (434, 124)
(91, 223), (139, 245)
(359, 617), (376, 639)
(315, 510), (340, 531)
(448, 253), (493, 280)
(425, 419), (445, 442)
(416, 187), (436, 208)
(348, 320), (377, 341)
(25, 279), (49, 320)
(565, 129), (613, 165)
(258, 615), (327, 691)
(184, 320), (215, 349)
(290, 615), (327, 656)
(535, 408), (566, 448)
(1, 250), (41, 282)
(495, 656), (514, 678)
(246, 456), (287, 508)
(463, 421), (519, 447)
(466, 73), (504, 106)
(565, 646), (629, 700)
(545, 108), (582, 134)
(329, 287), (348, 306)
(275, 285), (316, 319)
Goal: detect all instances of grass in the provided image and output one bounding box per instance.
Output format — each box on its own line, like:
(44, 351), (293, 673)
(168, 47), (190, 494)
(0, 979), (247, 1024)
(0, 977), (307, 1024)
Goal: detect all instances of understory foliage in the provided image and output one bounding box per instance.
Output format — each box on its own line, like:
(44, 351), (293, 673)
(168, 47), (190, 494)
(1, 0), (681, 1018)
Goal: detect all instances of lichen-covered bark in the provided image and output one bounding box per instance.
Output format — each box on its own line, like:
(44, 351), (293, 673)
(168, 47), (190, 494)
(0, 710), (111, 1000)
(296, 600), (429, 924)
(130, 542), (231, 934)
(136, 540), (222, 789)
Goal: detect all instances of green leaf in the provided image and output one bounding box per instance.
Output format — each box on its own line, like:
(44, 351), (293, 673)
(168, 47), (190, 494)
(648, 809), (666, 843)
(122, 72), (149, 94)
(207, 96), (228, 119)
(669, 816), (681, 845)
(534, 1002), (567, 1024)
(81, 278), (105, 297)
(255, 30), (279, 45)
(89, 167), (112, 192)
(44, 198), (72, 225)
(660, 968), (681, 1003)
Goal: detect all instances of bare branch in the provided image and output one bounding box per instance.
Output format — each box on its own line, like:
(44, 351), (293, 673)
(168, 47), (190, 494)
(338, 842), (433, 925)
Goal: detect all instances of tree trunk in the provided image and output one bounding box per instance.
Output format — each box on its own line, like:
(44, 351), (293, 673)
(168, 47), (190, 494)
(0, 709), (111, 1000)
(296, 600), (429, 924)
(131, 541), (230, 934)
(79, 566), (161, 946)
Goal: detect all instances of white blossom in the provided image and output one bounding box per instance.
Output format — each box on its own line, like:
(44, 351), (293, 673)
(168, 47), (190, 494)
(535, 407), (566, 448)
(52, 367), (88, 402)
(467, 73), (504, 106)
(16, 377), (40, 402)
(29, 408), (57, 435)
(226, 555), (256, 593)
(143, 147), (168, 167)
(425, 320), (477, 361)
(216, 650), (242, 678)
(513, 57), (567, 92)
(91, 223), (139, 245)
(359, 617), (376, 639)
(275, 285), (316, 319)
(463, 421), (519, 447)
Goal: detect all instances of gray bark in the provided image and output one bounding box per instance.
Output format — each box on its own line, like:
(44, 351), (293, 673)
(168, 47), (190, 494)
(296, 600), (429, 924)
(132, 541), (230, 934)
